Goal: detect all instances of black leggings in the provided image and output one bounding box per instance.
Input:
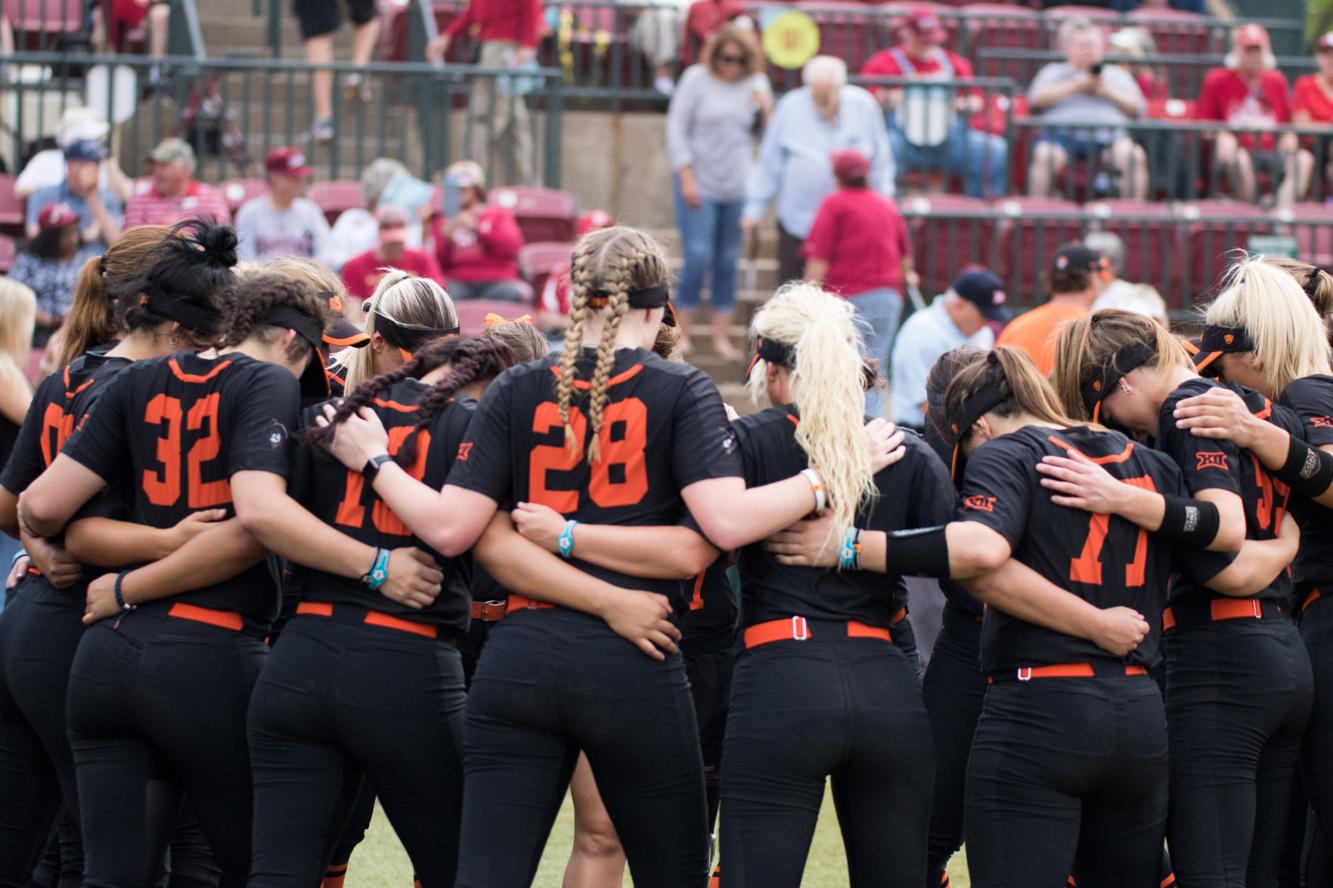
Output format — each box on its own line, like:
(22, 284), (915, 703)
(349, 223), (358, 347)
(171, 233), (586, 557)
(0, 586), (84, 887)
(719, 630), (933, 888)
(1301, 593), (1333, 880)
(324, 781), (376, 885)
(65, 609), (267, 888)
(1165, 618), (1313, 888)
(247, 612), (466, 888)
(966, 675), (1169, 888)
(684, 644), (735, 830)
(457, 608), (707, 888)
(922, 606), (986, 886)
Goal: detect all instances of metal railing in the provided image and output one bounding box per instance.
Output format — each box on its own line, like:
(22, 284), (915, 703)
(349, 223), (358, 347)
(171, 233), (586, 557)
(0, 52), (564, 187)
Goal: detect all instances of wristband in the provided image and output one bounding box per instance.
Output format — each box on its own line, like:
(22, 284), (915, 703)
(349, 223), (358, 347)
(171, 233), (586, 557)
(1156, 495), (1221, 547)
(113, 569), (137, 612)
(10, 549), (26, 568)
(1274, 435), (1333, 499)
(884, 526), (951, 578)
(801, 468), (827, 512)
(557, 520), (578, 559)
(361, 547), (391, 591)
(839, 528), (862, 571)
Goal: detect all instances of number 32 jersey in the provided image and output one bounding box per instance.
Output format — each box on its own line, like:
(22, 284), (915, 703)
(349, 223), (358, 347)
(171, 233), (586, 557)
(63, 351), (300, 625)
(449, 347), (742, 608)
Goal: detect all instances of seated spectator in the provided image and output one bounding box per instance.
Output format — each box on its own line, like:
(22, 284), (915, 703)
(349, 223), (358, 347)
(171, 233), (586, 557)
(628, 0), (691, 95)
(1027, 17), (1149, 200)
(802, 148), (916, 417)
(99, 0), (170, 80)
(235, 148), (333, 265)
(123, 138), (231, 227)
(861, 7), (1007, 198)
(1292, 32), (1333, 198)
(1198, 24), (1313, 206)
(1109, 27), (1168, 102)
(681, 0), (747, 75)
(431, 161), (529, 303)
(996, 242), (1105, 376)
(342, 206), (444, 301)
(14, 108), (132, 204)
(26, 140), (124, 248)
(326, 158), (427, 271)
(10, 205), (103, 349)
(890, 267), (1006, 429)
(1084, 230), (1134, 305)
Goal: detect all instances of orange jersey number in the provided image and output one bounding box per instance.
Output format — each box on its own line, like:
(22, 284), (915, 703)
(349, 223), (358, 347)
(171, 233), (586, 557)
(1069, 475), (1156, 587)
(334, 427), (432, 535)
(529, 398), (650, 513)
(142, 394), (229, 508)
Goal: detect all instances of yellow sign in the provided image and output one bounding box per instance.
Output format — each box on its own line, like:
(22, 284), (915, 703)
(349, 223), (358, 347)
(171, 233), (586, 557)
(763, 10), (820, 70)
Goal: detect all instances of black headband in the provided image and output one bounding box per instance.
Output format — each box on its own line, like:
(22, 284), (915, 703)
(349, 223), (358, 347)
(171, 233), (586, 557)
(743, 335), (794, 381)
(943, 386), (1006, 481)
(587, 284), (672, 311)
(1305, 267), (1332, 298)
(1199, 324), (1253, 354)
(145, 287), (222, 336)
(374, 312), (459, 354)
(261, 305), (324, 351)
(1081, 342), (1155, 423)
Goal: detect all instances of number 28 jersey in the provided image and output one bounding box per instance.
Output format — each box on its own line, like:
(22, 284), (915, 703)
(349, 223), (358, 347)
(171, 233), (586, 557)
(449, 347), (742, 608)
(62, 351), (300, 626)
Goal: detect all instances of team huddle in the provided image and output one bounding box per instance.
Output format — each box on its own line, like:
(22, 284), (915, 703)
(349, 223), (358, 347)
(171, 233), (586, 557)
(1, 218), (1332, 888)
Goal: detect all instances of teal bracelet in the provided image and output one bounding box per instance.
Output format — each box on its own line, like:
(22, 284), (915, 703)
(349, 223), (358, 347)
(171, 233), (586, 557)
(362, 547), (391, 591)
(557, 520), (578, 559)
(838, 528), (862, 571)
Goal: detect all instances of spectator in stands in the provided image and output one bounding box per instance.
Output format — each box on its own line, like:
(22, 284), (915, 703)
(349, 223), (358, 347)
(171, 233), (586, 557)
(342, 206), (444, 301)
(235, 148), (334, 265)
(628, 0), (691, 96)
(1109, 27), (1168, 102)
(429, 0), (542, 185)
(668, 23), (771, 360)
(1198, 23), (1313, 206)
(890, 267), (1006, 429)
(431, 160), (528, 302)
(996, 242), (1105, 375)
(1292, 32), (1333, 198)
(326, 158), (427, 270)
(14, 108), (131, 204)
(98, 0), (171, 82)
(744, 55), (894, 285)
(682, 0), (747, 74)
(25, 140), (124, 249)
(123, 138), (231, 227)
(10, 204), (102, 349)
(1027, 17), (1149, 200)
(861, 7), (1008, 198)
(296, 0), (381, 144)
(802, 148), (915, 416)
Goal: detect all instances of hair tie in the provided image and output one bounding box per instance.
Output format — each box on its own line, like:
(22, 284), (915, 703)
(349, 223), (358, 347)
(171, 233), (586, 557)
(586, 294), (610, 309)
(986, 350), (1001, 366)
(483, 312), (533, 328)
(98, 255), (107, 277)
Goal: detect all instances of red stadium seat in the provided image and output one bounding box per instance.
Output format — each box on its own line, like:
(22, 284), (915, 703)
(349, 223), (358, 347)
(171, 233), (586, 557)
(1276, 203), (1333, 269)
(1125, 7), (1212, 58)
(959, 4), (1041, 79)
(899, 194), (995, 297)
(491, 186), (577, 244)
(0, 175), (25, 238)
(453, 299), (536, 336)
(307, 180), (365, 225)
(0, 234), (15, 274)
(993, 197), (1085, 297)
(518, 240), (573, 298)
(805, 1), (900, 72)
(1182, 200), (1272, 299)
(1145, 97), (1196, 120)
(3, 0), (84, 42)
(218, 179), (266, 215)
(1085, 199), (1182, 302)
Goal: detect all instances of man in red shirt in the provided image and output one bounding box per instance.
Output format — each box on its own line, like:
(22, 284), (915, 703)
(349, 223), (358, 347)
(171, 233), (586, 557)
(860, 7), (1007, 197)
(341, 206), (445, 301)
(122, 138), (231, 228)
(1197, 23), (1313, 205)
(430, 0), (543, 185)
(802, 148), (917, 416)
(431, 160), (530, 302)
(1293, 31), (1333, 196)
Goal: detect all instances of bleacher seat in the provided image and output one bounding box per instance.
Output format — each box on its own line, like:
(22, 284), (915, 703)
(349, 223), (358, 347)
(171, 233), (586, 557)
(0, 234), (15, 274)
(1181, 200), (1272, 297)
(1145, 97), (1196, 120)
(1278, 203), (1333, 268)
(454, 299), (536, 336)
(491, 187), (578, 244)
(807, 0), (900, 71)
(0, 175), (25, 238)
(219, 179), (266, 214)
(307, 180), (365, 225)
(1086, 199), (1180, 297)
(1126, 7), (1212, 57)
(961, 4), (1041, 80)
(900, 194), (995, 296)
(518, 241), (573, 299)
(994, 196), (1085, 296)
(3, 0), (84, 44)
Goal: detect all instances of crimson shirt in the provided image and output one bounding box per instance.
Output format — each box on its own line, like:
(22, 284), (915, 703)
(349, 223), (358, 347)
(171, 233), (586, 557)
(340, 248), (444, 301)
(123, 180), (232, 227)
(443, 0), (542, 48)
(432, 205), (524, 282)
(801, 187), (912, 297)
(860, 47), (980, 99)
(1197, 67), (1291, 151)
(1293, 75), (1333, 122)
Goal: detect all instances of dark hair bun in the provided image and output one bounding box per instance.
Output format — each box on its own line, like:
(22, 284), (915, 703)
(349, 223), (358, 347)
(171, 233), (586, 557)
(195, 221), (239, 268)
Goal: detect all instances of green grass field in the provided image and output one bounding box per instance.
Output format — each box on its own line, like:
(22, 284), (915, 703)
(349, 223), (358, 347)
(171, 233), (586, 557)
(347, 788), (971, 887)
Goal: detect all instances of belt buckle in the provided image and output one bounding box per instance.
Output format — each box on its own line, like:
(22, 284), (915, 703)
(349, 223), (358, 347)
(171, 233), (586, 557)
(480, 600), (505, 621)
(791, 615), (809, 641)
(1251, 599), (1262, 619)
(1017, 667), (1033, 682)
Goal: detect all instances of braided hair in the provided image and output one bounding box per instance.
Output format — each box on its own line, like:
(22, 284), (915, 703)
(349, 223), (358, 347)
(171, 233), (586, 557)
(557, 226), (669, 462)
(305, 336), (516, 468)
(218, 272), (328, 364)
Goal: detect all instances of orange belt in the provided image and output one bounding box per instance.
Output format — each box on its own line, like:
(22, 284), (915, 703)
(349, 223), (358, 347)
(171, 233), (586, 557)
(167, 602), (246, 632)
(743, 616), (893, 650)
(1162, 597), (1279, 631)
(1303, 588), (1325, 616)
(472, 600), (507, 622)
(890, 607), (907, 625)
(505, 593), (554, 614)
(990, 662), (1148, 684)
(295, 601), (438, 639)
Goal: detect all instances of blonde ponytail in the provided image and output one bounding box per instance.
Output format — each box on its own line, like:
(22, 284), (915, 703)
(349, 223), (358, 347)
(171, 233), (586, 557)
(331, 270), (458, 393)
(749, 282), (876, 539)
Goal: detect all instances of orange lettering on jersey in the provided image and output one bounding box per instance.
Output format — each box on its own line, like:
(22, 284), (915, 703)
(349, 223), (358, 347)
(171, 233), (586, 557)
(963, 495), (996, 512)
(1312, 416), (1333, 428)
(456, 442), (473, 462)
(1196, 451), (1229, 471)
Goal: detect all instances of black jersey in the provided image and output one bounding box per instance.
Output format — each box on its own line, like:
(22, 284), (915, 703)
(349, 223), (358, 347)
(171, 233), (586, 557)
(730, 405), (953, 630)
(1159, 378), (1302, 605)
(678, 554), (738, 653)
(449, 347), (741, 609)
(290, 379), (474, 632)
(62, 352), (298, 625)
(959, 425), (1227, 673)
(324, 360), (348, 398)
(1279, 374), (1333, 589)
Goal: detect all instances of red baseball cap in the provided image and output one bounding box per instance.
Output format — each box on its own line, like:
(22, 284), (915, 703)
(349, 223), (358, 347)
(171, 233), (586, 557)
(1319, 31), (1333, 51)
(904, 7), (946, 42)
(830, 148), (870, 182)
(37, 202), (79, 231)
(1234, 23), (1270, 51)
(265, 147), (311, 178)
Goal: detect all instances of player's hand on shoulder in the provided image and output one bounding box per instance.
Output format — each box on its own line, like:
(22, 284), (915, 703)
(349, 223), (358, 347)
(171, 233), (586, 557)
(864, 418), (907, 473)
(1172, 387), (1258, 446)
(1037, 450), (1129, 513)
(765, 510), (839, 568)
(381, 547), (444, 609)
(512, 502), (565, 552)
(318, 403), (391, 471)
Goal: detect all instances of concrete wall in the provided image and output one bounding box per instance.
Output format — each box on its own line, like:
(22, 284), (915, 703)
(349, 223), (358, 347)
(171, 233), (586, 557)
(558, 110), (673, 230)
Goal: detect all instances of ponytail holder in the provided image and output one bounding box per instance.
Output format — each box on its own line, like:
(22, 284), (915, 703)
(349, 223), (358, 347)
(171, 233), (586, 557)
(483, 312), (534, 328)
(586, 294), (610, 309)
(137, 293), (149, 306)
(1306, 267), (1327, 297)
(985, 350), (1000, 366)
(98, 255), (107, 277)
